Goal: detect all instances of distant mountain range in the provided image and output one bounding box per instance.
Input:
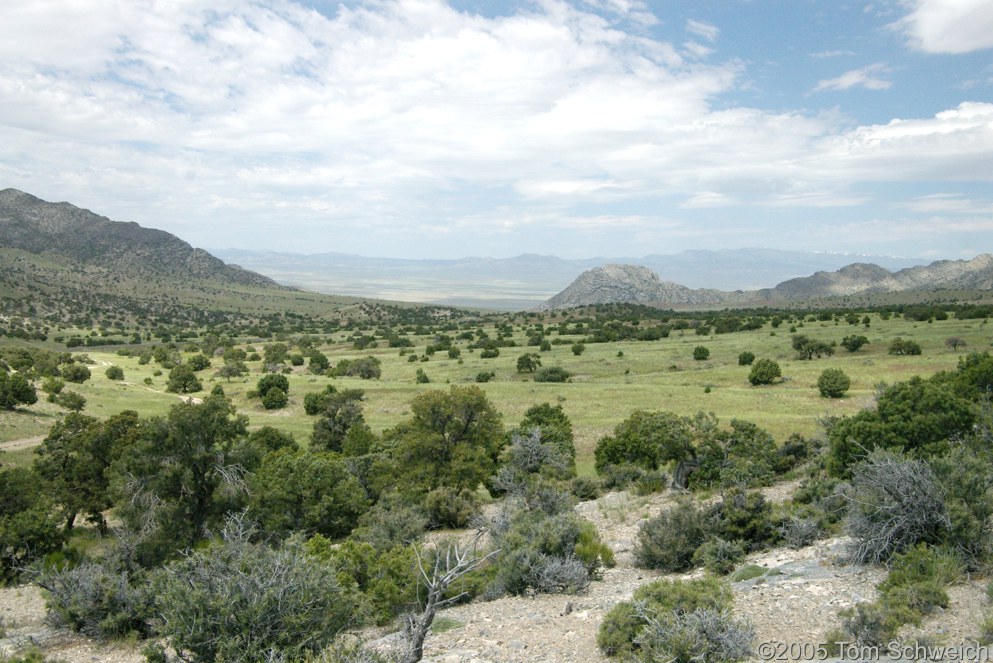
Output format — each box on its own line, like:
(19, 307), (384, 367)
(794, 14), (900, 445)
(212, 248), (928, 310)
(542, 257), (993, 310)
(3, 188), (985, 317)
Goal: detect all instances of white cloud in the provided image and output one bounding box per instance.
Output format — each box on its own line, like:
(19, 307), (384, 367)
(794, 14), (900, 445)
(814, 63), (893, 92)
(0, 1), (991, 258)
(578, 0), (658, 26)
(811, 50), (856, 59)
(682, 40), (715, 59)
(896, 0), (993, 53)
(686, 19), (719, 42)
(901, 193), (993, 214)
(811, 102), (993, 183)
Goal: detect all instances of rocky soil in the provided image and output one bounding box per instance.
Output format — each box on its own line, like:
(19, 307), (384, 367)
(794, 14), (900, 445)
(2, 482), (989, 662)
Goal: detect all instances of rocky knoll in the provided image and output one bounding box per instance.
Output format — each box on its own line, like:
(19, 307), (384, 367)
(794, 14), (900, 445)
(541, 264), (729, 309)
(543, 255), (993, 310)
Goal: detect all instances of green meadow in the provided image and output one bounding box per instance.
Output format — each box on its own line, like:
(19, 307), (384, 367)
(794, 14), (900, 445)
(2, 311), (990, 476)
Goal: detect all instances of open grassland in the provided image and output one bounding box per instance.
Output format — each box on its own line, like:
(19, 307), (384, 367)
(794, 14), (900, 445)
(2, 312), (990, 474)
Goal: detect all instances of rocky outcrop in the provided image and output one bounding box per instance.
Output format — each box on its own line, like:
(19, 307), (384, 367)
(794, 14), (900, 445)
(541, 264), (728, 309)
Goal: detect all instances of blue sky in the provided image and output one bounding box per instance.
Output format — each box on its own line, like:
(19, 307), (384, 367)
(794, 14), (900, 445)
(1, 0), (992, 260)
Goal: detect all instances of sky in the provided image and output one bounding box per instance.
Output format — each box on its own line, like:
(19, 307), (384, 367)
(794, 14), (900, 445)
(1, 0), (992, 261)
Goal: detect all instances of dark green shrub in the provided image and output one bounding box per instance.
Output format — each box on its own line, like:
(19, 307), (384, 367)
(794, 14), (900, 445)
(475, 371), (495, 383)
(598, 463), (651, 491)
(0, 371), (37, 410)
(166, 365), (201, 393)
(352, 497), (428, 551)
(774, 433), (812, 473)
(709, 490), (778, 550)
(597, 576), (738, 658)
(104, 366), (124, 380)
(594, 410), (695, 473)
(303, 385), (337, 415)
(331, 356), (382, 379)
(737, 351), (754, 366)
(424, 486), (480, 529)
(0, 468), (66, 582)
(571, 476), (602, 501)
(248, 449), (368, 539)
(54, 390), (86, 411)
(818, 368), (851, 398)
(841, 335), (869, 352)
(307, 536), (419, 626)
(256, 372), (289, 396)
(61, 363), (91, 383)
(534, 366), (570, 382)
(38, 558), (153, 639)
(261, 386), (288, 409)
(634, 498), (707, 571)
(690, 418), (778, 489)
(154, 525), (357, 662)
(693, 346), (710, 361)
(889, 338), (922, 355)
(931, 445), (993, 564)
(748, 359), (781, 385)
(839, 603), (894, 648)
(487, 490), (613, 598)
(826, 377), (975, 476)
(692, 538), (746, 575)
(632, 469), (669, 496)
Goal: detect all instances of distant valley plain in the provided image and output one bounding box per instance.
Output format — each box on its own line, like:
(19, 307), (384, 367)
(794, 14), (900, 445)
(212, 248), (926, 310)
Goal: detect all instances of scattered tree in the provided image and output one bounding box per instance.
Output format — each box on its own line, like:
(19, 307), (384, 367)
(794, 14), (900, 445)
(945, 337), (967, 351)
(841, 335), (869, 353)
(166, 364), (202, 394)
(889, 338), (922, 355)
(792, 335), (833, 359)
(0, 371), (37, 409)
(516, 353), (542, 373)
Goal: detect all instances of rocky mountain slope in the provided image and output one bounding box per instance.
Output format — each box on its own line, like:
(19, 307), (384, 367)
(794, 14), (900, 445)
(542, 264), (730, 309)
(0, 189), (276, 288)
(543, 255), (993, 310)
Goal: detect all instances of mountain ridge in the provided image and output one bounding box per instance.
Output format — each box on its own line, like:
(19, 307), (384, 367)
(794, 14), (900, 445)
(543, 256), (993, 310)
(211, 247), (927, 309)
(0, 188), (278, 288)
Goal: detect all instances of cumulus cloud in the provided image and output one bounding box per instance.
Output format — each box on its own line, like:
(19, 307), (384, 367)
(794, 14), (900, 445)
(814, 63), (893, 92)
(0, 0), (991, 257)
(896, 0), (993, 53)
